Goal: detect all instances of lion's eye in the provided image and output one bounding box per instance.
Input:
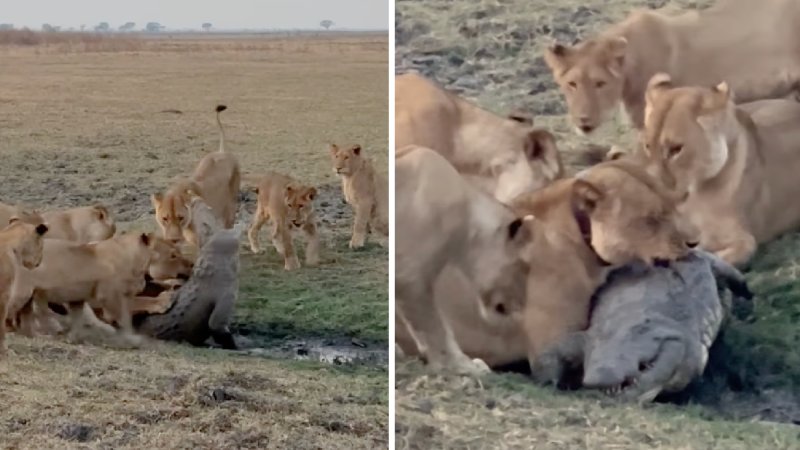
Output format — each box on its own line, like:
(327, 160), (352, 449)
(595, 80), (606, 88)
(568, 81), (577, 89)
(161, 217), (168, 222)
(644, 216), (661, 229)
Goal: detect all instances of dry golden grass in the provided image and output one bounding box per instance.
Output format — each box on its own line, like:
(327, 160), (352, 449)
(1, 338), (387, 449)
(0, 33), (388, 448)
(0, 29), (387, 56)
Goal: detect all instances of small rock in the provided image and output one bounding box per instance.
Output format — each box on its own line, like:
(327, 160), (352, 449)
(411, 55), (443, 67)
(485, 398), (497, 410)
(57, 424), (95, 442)
(414, 398), (434, 414)
(453, 76), (481, 91)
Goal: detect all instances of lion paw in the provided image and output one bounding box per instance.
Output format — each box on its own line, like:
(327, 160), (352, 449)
(284, 258), (301, 271)
(349, 238), (365, 249)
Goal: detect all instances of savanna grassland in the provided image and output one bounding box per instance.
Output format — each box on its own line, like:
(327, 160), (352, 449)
(396, 0), (800, 448)
(0, 31), (388, 449)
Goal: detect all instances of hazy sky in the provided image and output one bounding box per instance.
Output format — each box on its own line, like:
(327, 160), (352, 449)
(1, 0), (389, 30)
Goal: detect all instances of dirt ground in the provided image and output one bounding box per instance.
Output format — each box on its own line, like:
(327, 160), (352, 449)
(396, 0), (800, 447)
(0, 33), (388, 448)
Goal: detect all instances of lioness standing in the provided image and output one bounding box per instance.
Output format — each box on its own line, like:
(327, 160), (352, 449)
(0, 221), (48, 356)
(330, 144), (388, 249)
(544, 0), (800, 134)
(396, 144), (535, 375)
(152, 105), (240, 246)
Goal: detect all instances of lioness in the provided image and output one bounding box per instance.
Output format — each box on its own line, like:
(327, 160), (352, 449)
(12, 235), (193, 337)
(8, 232), (181, 344)
(544, 0), (800, 133)
(25, 204), (116, 243)
(395, 72), (563, 203)
(397, 159), (697, 369)
(629, 73), (800, 266)
(0, 221), (48, 355)
(152, 105), (240, 245)
(247, 172), (320, 270)
(329, 144), (388, 249)
(396, 144), (536, 375)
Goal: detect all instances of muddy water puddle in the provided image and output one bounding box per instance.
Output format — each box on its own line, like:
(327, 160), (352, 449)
(235, 337), (389, 368)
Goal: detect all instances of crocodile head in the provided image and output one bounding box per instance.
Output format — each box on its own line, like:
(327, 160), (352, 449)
(205, 225), (243, 257)
(581, 317), (695, 403)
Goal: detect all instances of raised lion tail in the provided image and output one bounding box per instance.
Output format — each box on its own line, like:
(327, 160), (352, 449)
(216, 105), (228, 152)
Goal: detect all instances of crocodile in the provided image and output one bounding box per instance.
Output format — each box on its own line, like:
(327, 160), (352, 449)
(133, 225), (242, 349)
(530, 249), (753, 403)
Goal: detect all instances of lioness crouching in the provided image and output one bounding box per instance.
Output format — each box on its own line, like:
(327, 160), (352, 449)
(0, 221), (48, 356)
(396, 145), (535, 375)
(395, 73), (564, 203)
(24, 204), (116, 243)
(8, 232), (186, 346)
(152, 105), (240, 246)
(626, 73), (800, 266)
(398, 159), (698, 371)
(329, 144), (388, 249)
(247, 172), (320, 271)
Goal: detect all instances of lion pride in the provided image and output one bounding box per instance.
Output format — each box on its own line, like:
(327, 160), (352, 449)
(395, 72), (563, 204)
(544, 0), (800, 134)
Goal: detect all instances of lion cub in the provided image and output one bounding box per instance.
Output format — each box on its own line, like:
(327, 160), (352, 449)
(0, 220), (48, 356)
(247, 172), (320, 271)
(152, 105), (240, 246)
(330, 144), (388, 249)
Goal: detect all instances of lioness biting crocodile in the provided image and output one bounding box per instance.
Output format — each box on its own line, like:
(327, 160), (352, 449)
(531, 249), (753, 403)
(133, 225), (242, 349)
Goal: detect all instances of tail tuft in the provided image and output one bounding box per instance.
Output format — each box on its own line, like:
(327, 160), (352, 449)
(216, 104), (227, 113)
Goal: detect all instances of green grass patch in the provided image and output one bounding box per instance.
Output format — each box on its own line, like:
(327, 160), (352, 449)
(235, 235), (388, 344)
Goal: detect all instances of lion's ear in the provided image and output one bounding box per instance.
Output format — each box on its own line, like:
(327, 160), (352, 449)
(35, 224), (49, 236)
(645, 72), (673, 106)
(605, 36), (628, 72)
(140, 232), (151, 246)
(701, 81), (732, 112)
(571, 179), (604, 215)
(306, 187), (317, 201)
(93, 204), (109, 221)
(151, 193), (163, 209)
(525, 129), (562, 181)
(329, 144), (339, 156)
(544, 42), (573, 75)
(507, 214), (536, 243)
(351, 144), (362, 156)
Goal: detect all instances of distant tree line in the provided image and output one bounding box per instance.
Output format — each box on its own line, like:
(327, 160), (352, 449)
(1, 19), (341, 33)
